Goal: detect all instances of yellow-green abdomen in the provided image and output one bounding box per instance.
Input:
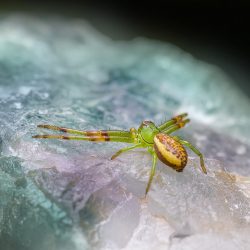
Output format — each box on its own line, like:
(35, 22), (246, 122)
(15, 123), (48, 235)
(154, 133), (187, 172)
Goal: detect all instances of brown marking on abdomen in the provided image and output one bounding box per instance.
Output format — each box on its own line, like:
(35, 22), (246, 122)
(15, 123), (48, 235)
(154, 133), (187, 172)
(154, 144), (185, 171)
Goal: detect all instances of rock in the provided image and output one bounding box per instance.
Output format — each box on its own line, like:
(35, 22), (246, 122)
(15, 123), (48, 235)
(0, 14), (250, 250)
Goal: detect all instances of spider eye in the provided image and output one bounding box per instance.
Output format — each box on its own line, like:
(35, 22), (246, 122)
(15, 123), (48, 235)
(142, 121), (152, 127)
(139, 121), (158, 131)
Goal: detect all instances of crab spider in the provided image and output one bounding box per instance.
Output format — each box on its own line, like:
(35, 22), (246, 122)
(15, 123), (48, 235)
(33, 113), (207, 195)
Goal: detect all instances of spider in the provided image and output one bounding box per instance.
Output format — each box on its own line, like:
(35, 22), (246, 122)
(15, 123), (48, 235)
(33, 113), (207, 195)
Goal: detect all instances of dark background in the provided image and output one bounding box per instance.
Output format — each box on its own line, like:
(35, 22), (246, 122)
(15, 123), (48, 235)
(1, 0), (250, 96)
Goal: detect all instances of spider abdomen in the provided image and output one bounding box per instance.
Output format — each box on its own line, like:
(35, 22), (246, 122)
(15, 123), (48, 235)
(154, 133), (188, 172)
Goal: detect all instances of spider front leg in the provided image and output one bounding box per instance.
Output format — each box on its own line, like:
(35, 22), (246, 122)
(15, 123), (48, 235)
(33, 125), (135, 143)
(174, 136), (207, 174)
(35, 124), (132, 137)
(145, 149), (158, 195)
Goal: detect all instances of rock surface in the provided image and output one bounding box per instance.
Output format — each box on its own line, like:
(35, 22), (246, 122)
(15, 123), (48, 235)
(0, 15), (250, 250)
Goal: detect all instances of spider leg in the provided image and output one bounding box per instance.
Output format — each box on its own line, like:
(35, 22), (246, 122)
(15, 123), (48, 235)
(111, 144), (143, 160)
(162, 118), (190, 134)
(34, 124), (139, 143)
(145, 152), (158, 195)
(158, 113), (188, 131)
(174, 136), (207, 174)
(37, 124), (132, 137)
(32, 134), (135, 143)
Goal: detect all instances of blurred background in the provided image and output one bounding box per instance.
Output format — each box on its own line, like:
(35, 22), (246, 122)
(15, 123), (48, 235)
(1, 2), (250, 250)
(1, 0), (250, 96)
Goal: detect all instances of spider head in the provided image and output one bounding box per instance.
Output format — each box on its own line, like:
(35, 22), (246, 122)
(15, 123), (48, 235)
(138, 120), (159, 144)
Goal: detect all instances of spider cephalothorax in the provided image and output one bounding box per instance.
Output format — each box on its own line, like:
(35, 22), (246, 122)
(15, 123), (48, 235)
(138, 120), (159, 144)
(33, 113), (207, 195)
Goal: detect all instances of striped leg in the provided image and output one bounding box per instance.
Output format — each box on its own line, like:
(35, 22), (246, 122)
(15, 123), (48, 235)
(162, 118), (190, 134)
(33, 124), (138, 143)
(32, 134), (135, 143)
(158, 113), (188, 131)
(36, 124), (132, 137)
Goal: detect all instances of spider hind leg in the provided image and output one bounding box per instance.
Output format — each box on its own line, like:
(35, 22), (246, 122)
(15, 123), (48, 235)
(174, 136), (207, 174)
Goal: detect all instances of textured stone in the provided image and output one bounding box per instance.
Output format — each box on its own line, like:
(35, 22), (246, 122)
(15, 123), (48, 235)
(0, 14), (250, 250)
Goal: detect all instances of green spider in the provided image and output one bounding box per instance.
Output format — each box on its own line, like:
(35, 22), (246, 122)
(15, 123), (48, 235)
(33, 113), (207, 194)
